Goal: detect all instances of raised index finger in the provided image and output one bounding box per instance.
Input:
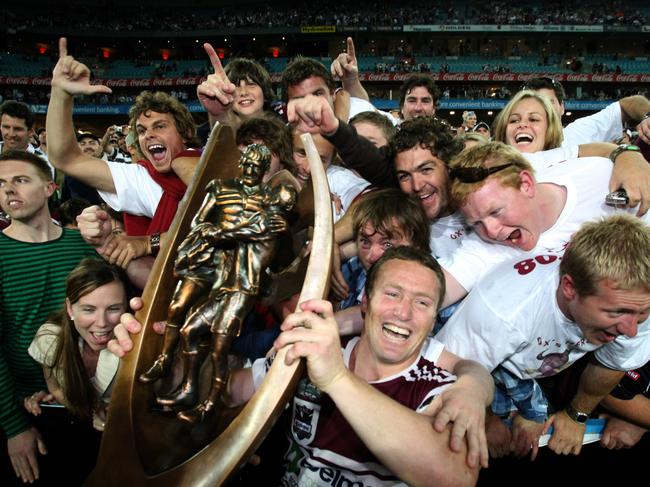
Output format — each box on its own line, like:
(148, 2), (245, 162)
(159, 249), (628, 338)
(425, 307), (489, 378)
(59, 37), (68, 58)
(346, 37), (356, 60)
(203, 42), (227, 78)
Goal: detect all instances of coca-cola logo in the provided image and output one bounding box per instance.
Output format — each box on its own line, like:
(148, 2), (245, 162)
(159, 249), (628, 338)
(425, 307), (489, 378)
(443, 73), (466, 81)
(31, 78), (51, 86)
(367, 74), (390, 81)
(614, 75), (638, 83)
(5, 77), (29, 84)
(107, 79), (128, 87)
(129, 79), (152, 87)
(492, 74), (515, 81)
(591, 75), (613, 82)
(175, 78), (196, 86)
(152, 78), (173, 86)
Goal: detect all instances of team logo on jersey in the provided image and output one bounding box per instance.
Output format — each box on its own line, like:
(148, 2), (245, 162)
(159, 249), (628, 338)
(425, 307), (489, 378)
(292, 397), (320, 445)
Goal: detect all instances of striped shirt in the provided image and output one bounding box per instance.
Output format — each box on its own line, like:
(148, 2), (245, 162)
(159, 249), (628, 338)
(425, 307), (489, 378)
(0, 228), (97, 438)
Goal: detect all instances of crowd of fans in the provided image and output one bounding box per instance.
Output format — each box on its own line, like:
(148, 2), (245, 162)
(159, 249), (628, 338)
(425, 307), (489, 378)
(2, 0), (647, 34)
(1, 6), (650, 485)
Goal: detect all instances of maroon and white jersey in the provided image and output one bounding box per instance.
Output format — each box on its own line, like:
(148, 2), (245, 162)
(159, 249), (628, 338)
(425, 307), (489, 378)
(252, 337), (456, 486)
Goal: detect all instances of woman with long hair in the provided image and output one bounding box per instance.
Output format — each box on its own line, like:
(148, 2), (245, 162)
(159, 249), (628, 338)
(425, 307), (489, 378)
(493, 89), (564, 153)
(24, 258), (131, 428)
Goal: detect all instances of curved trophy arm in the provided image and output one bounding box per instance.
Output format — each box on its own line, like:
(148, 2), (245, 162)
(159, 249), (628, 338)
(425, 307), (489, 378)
(160, 132), (333, 486)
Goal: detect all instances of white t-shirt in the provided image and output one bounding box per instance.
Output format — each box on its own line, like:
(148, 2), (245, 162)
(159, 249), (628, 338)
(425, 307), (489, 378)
(562, 101), (623, 147)
(440, 156), (647, 294)
(28, 322), (118, 400)
(326, 164), (370, 224)
(436, 258), (650, 378)
(98, 161), (163, 217)
(430, 212), (468, 259)
(525, 145), (579, 171)
(349, 97), (397, 126)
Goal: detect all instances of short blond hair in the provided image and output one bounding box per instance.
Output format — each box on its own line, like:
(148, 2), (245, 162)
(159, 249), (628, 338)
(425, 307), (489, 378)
(449, 141), (533, 208)
(458, 132), (488, 149)
(493, 90), (563, 150)
(561, 214), (650, 296)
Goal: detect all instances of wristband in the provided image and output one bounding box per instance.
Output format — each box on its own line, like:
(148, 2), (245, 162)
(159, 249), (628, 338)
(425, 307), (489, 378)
(149, 232), (161, 256)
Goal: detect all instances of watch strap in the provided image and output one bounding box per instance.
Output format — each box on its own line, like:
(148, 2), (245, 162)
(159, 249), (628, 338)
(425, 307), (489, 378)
(609, 144), (641, 164)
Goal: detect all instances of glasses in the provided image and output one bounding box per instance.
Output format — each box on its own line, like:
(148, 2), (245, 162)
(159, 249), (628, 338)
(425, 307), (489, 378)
(449, 163), (515, 183)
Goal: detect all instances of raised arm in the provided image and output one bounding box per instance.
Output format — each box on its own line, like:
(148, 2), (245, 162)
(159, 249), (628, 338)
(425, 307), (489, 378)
(288, 95), (395, 187)
(196, 42), (238, 129)
(331, 37), (370, 101)
(576, 141), (650, 215)
(47, 38), (116, 192)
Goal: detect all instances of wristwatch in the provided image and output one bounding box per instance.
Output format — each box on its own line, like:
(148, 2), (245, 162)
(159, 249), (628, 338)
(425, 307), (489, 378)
(609, 144), (641, 164)
(149, 232), (161, 256)
(564, 404), (589, 424)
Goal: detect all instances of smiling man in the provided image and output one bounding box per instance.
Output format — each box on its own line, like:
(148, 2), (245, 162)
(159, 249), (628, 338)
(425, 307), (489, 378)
(437, 214), (650, 458)
(46, 38), (200, 266)
(398, 74), (440, 121)
(255, 247), (492, 484)
(391, 117), (467, 258)
(0, 101), (54, 177)
(111, 246), (494, 482)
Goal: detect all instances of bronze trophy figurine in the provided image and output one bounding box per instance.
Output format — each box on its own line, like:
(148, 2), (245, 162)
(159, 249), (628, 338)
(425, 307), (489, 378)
(139, 143), (298, 423)
(86, 127), (332, 486)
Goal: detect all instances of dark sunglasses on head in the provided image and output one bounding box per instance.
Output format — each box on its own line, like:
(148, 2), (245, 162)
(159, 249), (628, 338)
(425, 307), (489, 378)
(449, 163), (515, 183)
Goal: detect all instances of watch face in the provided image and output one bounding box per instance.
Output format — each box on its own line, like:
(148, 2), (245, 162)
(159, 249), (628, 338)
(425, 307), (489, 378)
(566, 406), (589, 423)
(575, 412), (588, 423)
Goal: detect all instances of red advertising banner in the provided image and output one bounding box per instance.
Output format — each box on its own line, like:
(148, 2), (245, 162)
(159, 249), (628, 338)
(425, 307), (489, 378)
(1, 73), (648, 87)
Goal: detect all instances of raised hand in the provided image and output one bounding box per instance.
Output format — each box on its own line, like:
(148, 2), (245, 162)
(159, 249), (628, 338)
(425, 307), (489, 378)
(287, 94), (340, 135)
(274, 299), (347, 392)
(196, 42), (237, 118)
(76, 205), (114, 248)
(51, 38), (112, 97)
(331, 37), (359, 81)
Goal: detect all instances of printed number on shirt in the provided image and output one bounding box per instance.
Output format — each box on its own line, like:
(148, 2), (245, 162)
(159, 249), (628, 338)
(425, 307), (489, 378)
(513, 255), (558, 275)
